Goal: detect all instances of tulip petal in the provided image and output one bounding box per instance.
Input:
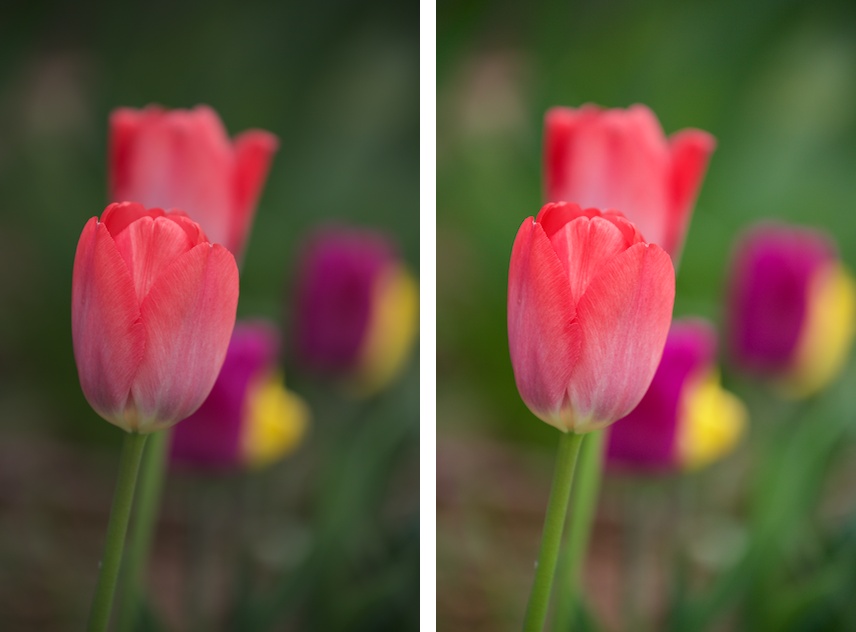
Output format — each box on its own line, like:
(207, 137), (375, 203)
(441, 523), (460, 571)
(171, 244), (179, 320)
(113, 215), (197, 303)
(170, 321), (279, 469)
(544, 105), (671, 247)
(607, 320), (717, 471)
(548, 215), (630, 302)
(101, 201), (161, 239)
(112, 107), (234, 247)
(508, 218), (581, 429)
(230, 130), (279, 259)
(568, 242), (675, 431)
(109, 108), (151, 202)
(667, 129), (716, 260)
(132, 243), (239, 431)
(72, 218), (145, 427)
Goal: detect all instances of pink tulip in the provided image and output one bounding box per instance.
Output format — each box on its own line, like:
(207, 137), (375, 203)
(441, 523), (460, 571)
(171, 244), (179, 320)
(507, 202), (675, 433)
(109, 105), (278, 261)
(72, 202), (240, 433)
(544, 104), (715, 260)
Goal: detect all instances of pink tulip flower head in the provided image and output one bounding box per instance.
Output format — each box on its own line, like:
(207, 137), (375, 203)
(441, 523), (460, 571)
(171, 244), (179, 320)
(291, 226), (418, 395)
(110, 105), (278, 261)
(544, 104), (715, 261)
(170, 321), (308, 471)
(727, 223), (856, 398)
(508, 202), (676, 433)
(72, 202), (239, 433)
(607, 320), (746, 473)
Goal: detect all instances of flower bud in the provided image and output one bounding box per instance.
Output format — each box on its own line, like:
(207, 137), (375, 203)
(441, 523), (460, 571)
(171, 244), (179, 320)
(72, 202), (239, 433)
(110, 105), (278, 261)
(508, 202), (675, 433)
(544, 104), (715, 261)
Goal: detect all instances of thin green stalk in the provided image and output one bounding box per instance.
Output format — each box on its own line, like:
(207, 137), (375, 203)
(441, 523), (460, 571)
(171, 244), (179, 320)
(523, 432), (585, 632)
(553, 429), (605, 631)
(116, 429), (169, 632)
(88, 432), (149, 632)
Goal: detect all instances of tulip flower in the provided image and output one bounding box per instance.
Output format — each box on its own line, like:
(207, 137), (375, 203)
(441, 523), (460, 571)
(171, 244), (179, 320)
(72, 201), (239, 434)
(607, 320), (746, 473)
(291, 226), (418, 395)
(171, 321), (308, 471)
(109, 105), (278, 260)
(508, 202), (676, 434)
(544, 104), (715, 260)
(727, 222), (856, 398)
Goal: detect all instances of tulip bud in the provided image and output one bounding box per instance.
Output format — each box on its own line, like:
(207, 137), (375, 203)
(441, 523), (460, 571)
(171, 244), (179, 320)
(507, 202), (675, 433)
(110, 105), (278, 261)
(170, 322), (308, 470)
(291, 226), (418, 395)
(727, 223), (856, 398)
(607, 320), (746, 473)
(71, 202), (239, 433)
(544, 104), (715, 261)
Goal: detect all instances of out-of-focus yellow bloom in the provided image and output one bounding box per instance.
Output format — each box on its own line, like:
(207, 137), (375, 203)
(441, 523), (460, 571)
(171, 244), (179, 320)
(781, 263), (856, 398)
(242, 373), (309, 469)
(677, 370), (747, 471)
(350, 265), (419, 396)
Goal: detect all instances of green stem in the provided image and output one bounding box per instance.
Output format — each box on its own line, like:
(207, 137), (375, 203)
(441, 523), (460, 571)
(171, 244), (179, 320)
(116, 429), (169, 632)
(523, 432), (585, 632)
(87, 432), (149, 632)
(553, 429), (605, 631)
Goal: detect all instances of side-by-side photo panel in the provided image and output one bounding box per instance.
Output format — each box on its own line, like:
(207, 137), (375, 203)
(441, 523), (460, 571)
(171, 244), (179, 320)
(438, 1), (856, 630)
(0, 1), (418, 630)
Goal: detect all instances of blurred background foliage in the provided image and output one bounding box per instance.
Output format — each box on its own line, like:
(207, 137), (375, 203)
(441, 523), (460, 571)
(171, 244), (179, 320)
(438, 0), (856, 630)
(0, 0), (417, 629)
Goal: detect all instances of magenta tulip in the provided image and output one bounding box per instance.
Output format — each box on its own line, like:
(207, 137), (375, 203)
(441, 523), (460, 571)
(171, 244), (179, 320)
(607, 320), (746, 473)
(72, 202), (239, 433)
(291, 226), (418, 395)
(170, 321), (308, 470)
(109, 105), (278, 260)
(727, 222), (856, 397)
(508, 202), (675, 433)
(544, 104), (715, 260)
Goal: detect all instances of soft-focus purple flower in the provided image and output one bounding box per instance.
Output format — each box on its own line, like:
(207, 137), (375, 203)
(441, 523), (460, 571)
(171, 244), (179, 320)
(607, 320), (746, 473)
(727, 223), (856, 397)
(170, 321), (307, 471)
(291, 226), (418, 395)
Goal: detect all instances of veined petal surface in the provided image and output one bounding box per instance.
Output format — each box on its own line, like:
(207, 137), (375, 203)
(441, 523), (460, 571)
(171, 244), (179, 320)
(568, 242), (675, 432)
(508, 218), (581, 429)
(132, 243), (239, 431)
